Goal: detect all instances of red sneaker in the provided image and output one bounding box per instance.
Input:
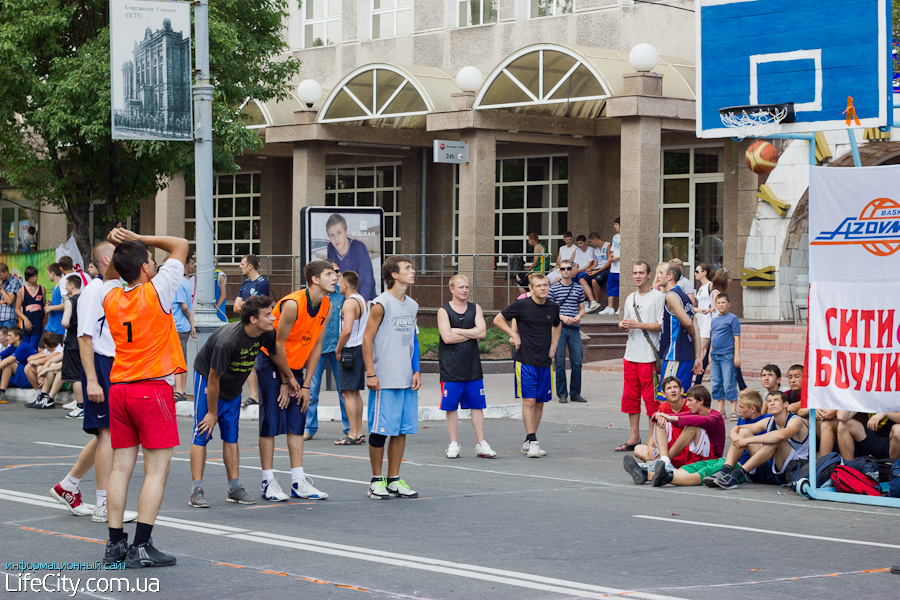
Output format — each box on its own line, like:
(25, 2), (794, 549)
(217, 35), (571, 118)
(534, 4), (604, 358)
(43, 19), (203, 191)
(49, 483), (92, 516)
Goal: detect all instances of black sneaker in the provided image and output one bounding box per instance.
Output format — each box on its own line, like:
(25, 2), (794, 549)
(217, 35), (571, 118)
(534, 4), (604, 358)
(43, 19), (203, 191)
(104, 534), (129, 566)
(558, 394), (568, 404)
(36, 395), (56, 409)
(652, 464), (674, 487)
(623, 455), (648, 485)
(25, 393), (46, 408)
(125, 542), (177, 568)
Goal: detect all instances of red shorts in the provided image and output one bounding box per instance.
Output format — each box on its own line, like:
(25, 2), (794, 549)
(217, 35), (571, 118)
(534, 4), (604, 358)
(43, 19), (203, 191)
(665, 422), (710, 468)
(110, 381), (180, 450)
(621, 360), (660, 416)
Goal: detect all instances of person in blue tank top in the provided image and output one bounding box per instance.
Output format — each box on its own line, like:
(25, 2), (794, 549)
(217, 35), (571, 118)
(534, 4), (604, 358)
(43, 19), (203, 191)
(213, 258), (227, 322)
(656, 262), (702, 401)
(45, 264), (67, 338)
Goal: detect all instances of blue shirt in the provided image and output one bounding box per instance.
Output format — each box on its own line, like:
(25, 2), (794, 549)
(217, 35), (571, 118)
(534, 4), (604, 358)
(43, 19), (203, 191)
(710, 312), (740, 355)
(214, 270), (227, 322)
(172, 278), (193, 333)
(46, 285), (66, 335)
(238, 276), (270, 301)
(1, 341), (37, 365)
(319, 287), (345, 354)
(548, 280), (584, 327)
(659, 287), (695, 361)
(327, 239), (376, 302)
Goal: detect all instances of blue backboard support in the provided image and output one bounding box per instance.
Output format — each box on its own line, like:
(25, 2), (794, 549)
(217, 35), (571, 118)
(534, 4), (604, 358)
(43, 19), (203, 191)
(696, 0), (894, 138)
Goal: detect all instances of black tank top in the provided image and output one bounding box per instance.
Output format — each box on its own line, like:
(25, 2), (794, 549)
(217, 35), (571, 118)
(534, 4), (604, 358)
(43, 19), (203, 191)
(64, 294), (79, 352)
(438, 302), (483, 382)
(22, 284), (44, 337)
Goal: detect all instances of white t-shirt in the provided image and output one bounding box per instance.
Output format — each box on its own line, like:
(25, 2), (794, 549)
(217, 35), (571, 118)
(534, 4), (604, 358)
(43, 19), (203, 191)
(573, 246), (594, 270)
(677, 276), (695, 297)
(43, 344), (64, 356)
(594, 242), (610, 268)
(78, 278), (117, 358)
(623, 288), (665, 363)
(557, 244), (576, 263)
(610, 233), (621, 274)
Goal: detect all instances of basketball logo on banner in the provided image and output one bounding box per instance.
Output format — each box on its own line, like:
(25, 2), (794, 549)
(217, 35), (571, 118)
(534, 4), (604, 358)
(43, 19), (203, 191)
(811, 197), (900, 257)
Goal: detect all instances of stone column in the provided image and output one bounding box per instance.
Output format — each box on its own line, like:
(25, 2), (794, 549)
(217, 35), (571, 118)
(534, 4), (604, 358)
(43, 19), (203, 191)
(724, 139), (758, 317)
(37, 204), (68, 250)
(619, 116), (662, 301)
(397, 151), (422, 256)
(568, 138), (609, 236)
(154, 174), (186, 263)
(291, 141), (327, 258)
(457, 130), (497, 308)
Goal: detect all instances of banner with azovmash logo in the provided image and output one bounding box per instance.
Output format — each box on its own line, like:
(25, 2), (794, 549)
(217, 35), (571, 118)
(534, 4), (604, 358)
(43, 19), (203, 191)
(806, 165), (900, 411)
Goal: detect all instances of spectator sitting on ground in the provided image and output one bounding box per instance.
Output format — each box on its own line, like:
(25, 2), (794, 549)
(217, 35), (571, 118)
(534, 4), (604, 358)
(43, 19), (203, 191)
(0, 327), (38, 402)
(24, 332), (64, 409)
(624, 385), (725, 486)
(785, 364), (803, 414)
(705, 391), (809, 489)
(0, 326), (7, 352)
(835, 410), (900, 461)
(759, 364), (781, 396)
(630, 377), (688, 465)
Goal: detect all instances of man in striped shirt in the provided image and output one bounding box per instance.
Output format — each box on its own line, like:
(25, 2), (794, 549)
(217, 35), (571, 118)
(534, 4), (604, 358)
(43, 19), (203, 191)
(549, 259), (586, 403)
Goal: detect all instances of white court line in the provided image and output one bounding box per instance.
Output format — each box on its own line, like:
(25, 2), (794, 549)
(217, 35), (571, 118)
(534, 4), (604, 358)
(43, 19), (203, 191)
(633, 515), (900, 549)
(0, 487), (684, 600)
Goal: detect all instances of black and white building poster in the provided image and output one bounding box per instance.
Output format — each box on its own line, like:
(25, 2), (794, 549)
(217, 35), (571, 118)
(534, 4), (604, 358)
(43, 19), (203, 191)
(110, 0), (192, 141)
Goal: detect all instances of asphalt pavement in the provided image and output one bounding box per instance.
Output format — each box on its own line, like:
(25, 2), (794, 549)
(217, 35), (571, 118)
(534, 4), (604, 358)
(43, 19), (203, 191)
(1, 370), (898, 600)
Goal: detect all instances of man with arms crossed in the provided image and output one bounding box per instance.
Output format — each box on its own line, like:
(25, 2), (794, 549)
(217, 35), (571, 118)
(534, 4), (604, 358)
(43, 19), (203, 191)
(438, 274), (496, 459)
(363, 256), (422, 499)
(494, 274), (561, 458)
(101, 229), (189, 567)
(189, 295), (300, 508)
(257, 261), (336, 502)
(616, 262), (665, 452)
(335, 270), (368, 445)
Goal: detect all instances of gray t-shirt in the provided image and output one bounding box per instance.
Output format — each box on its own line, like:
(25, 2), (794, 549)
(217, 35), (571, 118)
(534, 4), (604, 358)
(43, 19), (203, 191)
(371, 291), (418, 389)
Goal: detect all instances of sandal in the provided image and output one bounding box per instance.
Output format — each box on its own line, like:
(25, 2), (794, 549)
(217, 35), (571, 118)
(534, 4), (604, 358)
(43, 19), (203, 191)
(334, 436), (355, 445)
(174, 392), (187, 403)
(356, 435), (366, 444)
(615, 440), (641, 452)
(241, 397), (258, 409)
(730, 413), (739, 422)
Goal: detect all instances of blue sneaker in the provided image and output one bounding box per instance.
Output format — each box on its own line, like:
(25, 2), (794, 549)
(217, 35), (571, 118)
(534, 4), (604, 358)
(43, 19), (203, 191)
(709, 471), (740, 490)
(291, 477), (328, 500)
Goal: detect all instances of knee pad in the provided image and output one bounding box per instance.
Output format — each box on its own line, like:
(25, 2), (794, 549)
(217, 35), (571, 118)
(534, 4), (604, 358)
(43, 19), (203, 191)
(368, 433), (387, 448)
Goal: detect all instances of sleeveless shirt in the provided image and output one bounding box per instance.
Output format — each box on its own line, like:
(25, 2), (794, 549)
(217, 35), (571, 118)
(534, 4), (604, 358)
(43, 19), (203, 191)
(660, 286), (695, 362)
(22, 284), (44, 337)
(264, 289), (330, 370)
(439, 302), (483, 383)
(371, 292), (418, 389)
(345, 293), (368, 348)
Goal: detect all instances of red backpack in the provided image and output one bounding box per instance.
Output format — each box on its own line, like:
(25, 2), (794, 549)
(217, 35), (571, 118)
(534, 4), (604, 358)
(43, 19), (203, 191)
(830, 465), (881, 496)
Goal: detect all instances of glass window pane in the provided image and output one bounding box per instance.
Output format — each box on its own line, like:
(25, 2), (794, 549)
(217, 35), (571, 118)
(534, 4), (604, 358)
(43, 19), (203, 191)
(235, 197), (251, 217)
(253, 197), (260, 216)
(217, 243), (231, 257)
(325, 171), (336, 190)
(694, 147), (724, 174)
(217, 220), (233, 240)
(502, 186), (524, 209)
(502, 159), (525, 182)
(307, 0), (323, 20)
(337, 168), (355, 190)
(378, 190), (394, 213)
(662, 208), (690, 234)
(501, 239), (522, 255)
(337, 192), (354, 207)
(385, 216), (394, 238)
(326, 19), (341, 45)
(328, 0), (341, 17)
(526, 212), (548, 238)
(554, 156), (568, 180)
(377, 165), (394, 188)
(357, 191), (375, 206)
(548, 63), (606, 100)
(556, 211), (567, 235)
(357, 168), (376, 189)
(234, 219), (251, 241)
(501, 213), (524, 237)
(662, 237), (689, 262)
(373, 13), (394, 39)
(527, 157), (550, 182)
(373, 0), (394, 9)
(252, 220), (259, 239)
(663, 150), (690, 175)
(459, 1), (469, 27)
(235, 174), (251, 195)
(217, 175), (233, 195)
(381, 80), (427, 115)
(526, 185), (549, 209)
(554, 183), (568, 208)
(559, 0), (572, 14)
(217, 197), (232, 218)
(480, 71), (534, 106)
(345, 70), (375, 114)
(234, 243), (250, 257)
(185, 200), (195, 219)
(487, 0), (498, 23)
(663, 178), (690, 204)
(185, 221), (195, 241)
(252, 175), (260, 194)
(325, 193), (336, 206)
(506, 51), (540, 99)
(396, 9), (412, 37)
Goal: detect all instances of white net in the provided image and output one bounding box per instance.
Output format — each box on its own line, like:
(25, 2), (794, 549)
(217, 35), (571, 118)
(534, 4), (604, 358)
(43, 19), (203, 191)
(719, 105), (790, 139)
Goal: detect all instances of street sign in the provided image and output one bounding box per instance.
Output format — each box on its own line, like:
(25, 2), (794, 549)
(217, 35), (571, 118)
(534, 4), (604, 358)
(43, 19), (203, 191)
(433, 140), (469, 164)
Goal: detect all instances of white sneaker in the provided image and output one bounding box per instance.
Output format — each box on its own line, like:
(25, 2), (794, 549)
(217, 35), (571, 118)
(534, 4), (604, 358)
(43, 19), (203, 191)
(445, 441), (461, 459)
(475, 440), (497, 458)
(291, 477), (328, 500)
(598, 307), (615, 315)
(526, 441), (543, 458)
(520, 441), (546, 456)
(66, 406), (84, 419)
(63, 400), (78, 410)
(587, 301), (601, 313)
(91, 501), (137, 523)
(261, 478), (289, 502)
(614, 309), (620, 315)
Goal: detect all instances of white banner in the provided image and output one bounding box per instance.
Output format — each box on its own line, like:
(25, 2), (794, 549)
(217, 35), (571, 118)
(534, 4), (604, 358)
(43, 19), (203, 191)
(807, 282), (900, 411)
(807, 164), (900, 411)
(808, 164), (900, 283)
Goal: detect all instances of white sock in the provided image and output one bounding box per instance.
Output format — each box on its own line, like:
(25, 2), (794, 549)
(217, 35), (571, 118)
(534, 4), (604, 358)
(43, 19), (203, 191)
(660, 456), (672, 468)
(291, 467), (305, 485)
(60, 473), (81, 493)
(261, 469), (274, 483)
(96, 489), (107, 507)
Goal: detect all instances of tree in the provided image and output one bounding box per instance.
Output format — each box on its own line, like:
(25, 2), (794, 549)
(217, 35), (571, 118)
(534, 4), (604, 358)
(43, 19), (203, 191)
(0, 0), (301, 256)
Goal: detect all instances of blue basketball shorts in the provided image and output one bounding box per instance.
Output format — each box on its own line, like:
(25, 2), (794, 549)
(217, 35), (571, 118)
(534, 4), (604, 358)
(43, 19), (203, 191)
(192, 373), (241, 446)
(440, 380), (487, 411)
(256, 352), (306, 438)
(606, 273), (620, 297)
(368, 388), (418, 436)
(514, 362), (553, 403)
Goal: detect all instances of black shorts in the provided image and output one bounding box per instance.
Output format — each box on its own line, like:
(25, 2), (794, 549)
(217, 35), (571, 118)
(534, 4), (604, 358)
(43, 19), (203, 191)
(62, 348), (82, 382)
(856, 429), (891, 458)
(339, 345), (366, 391)
(593, 270), (609, 289)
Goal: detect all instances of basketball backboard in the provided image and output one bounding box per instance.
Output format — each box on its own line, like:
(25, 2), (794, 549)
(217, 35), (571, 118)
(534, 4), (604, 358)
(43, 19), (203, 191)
(696, 0), (894, 138)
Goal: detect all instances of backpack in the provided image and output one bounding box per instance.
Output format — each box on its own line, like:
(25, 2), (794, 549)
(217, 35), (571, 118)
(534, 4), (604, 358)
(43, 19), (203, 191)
(830, 465), (881, 496)
(842, 455), (879, 482)
(785, 451), (841, 487)
(889, 459), (900, 499)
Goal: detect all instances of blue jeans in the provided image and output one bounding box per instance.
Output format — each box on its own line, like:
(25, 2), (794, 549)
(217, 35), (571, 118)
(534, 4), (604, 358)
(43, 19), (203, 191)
(0, 318), (16, 329)
(306, 352), (348, 436)
(710, 352), (738, 402)
(554, 326), (582, 396)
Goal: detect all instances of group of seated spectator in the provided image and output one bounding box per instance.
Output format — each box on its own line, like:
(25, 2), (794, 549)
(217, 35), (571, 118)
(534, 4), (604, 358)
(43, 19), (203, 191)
(623, 361), (900, 491)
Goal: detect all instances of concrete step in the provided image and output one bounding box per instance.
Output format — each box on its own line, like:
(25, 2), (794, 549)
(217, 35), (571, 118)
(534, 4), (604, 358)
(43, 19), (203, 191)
(741, 332), (806, 342)
(742, 340), (806, 352)
(584, 343), (627, 362)
(742, 324), (807, 335)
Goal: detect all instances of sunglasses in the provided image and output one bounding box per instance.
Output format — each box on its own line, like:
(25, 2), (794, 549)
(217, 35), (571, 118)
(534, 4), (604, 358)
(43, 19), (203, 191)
(559, 267), (572, 271)
(694, 269), (703, 273)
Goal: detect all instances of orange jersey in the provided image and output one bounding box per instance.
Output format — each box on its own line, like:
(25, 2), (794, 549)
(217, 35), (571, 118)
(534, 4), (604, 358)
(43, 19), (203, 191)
(104, 282), (187, 383)
(262, 289), (330, 370)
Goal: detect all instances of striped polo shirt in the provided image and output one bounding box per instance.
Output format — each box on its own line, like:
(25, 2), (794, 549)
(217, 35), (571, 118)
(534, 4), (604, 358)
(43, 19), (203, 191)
(549, 280), (584, 328)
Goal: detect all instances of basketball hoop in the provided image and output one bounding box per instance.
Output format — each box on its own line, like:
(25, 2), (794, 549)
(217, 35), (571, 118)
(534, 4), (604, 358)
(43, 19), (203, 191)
(719, 103), (796, 140)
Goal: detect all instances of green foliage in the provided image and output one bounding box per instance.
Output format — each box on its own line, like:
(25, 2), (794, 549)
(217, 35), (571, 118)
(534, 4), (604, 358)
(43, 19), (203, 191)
(418, 327), (441, 356)
(419, 317), (509, 357)
(0, 0), (301, 255)
(478, 320), (508, 354)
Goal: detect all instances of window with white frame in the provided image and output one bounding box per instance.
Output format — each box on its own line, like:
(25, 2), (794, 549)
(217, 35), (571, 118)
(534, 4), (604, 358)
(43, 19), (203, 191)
(302, 0), (341, 48)
(530, 0), (572, 18)
(372, 0), (412, 39)
(453, 156), (568, 262)
(325, 165), (402, 255)
(458, 0), (497, 27)
(185, 173), (261, 262)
